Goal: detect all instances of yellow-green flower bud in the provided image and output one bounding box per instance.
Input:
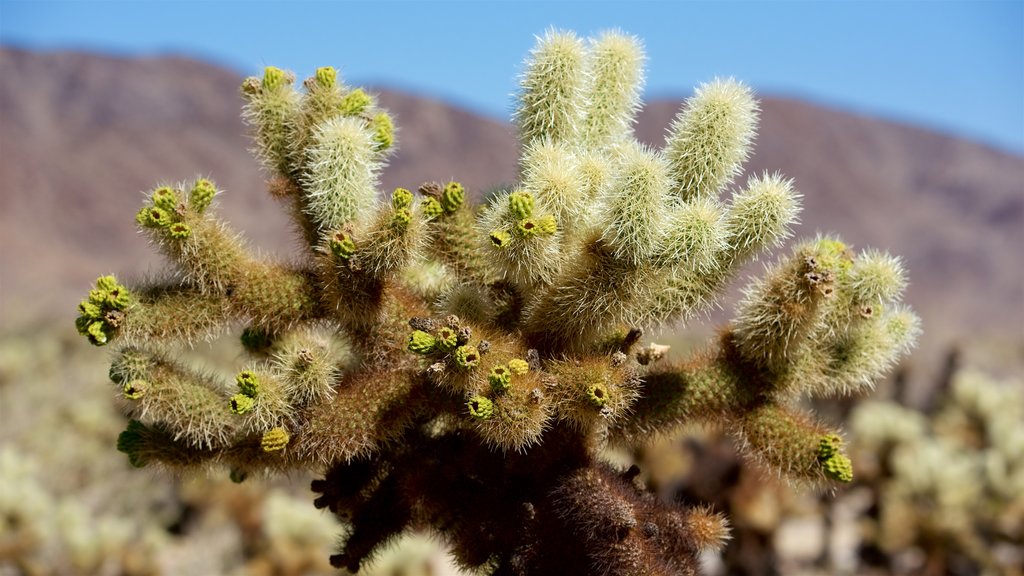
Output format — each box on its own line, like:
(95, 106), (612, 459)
(422, 197), (444, 219)
(372, 112), (394, 151)
(509, 191), (535, 219)
(515, 218), (539, 238)
(488, 364), (512, 393)
(315, 66), (337, 88)
(123, 380), (147, 400)
(230, 393), (255, 415)
(87, 321), (108, 346)
(489, 229), (512, 248)
(261, 427), (290, 452)
(441, 182), (464, 213)
(454, 345), (480, 370)
(392, 188), (413, 210)
(95, 275), (118, 292)
(339, 88), (371, 116)
(189, 179), (216, 213)
(587, 383), (609, 408)
(391, 207), (412, 230)
(535, 214), (557, 235)
(329, 231), (357, 260)
(508, 358), (530, 375)
(78, 300), (102, 319)
(144, 206), (172, 228)
(151, 186), (177, 210)
(467, 396), (494, 420)
(408, 330), (437, 354)
(169, 222), (192, 239)
(435, 326), (458, 352)
(817, 434), (853, 482)
(263, 66), (288, 90)
(236, 370), (260, 397)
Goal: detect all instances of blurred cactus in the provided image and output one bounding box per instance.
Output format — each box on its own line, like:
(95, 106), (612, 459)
(75, 30), (918, 575)
(850, 367), (1024, 575)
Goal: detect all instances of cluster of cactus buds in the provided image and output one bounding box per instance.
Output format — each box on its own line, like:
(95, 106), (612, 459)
(77, 29), (918, 575)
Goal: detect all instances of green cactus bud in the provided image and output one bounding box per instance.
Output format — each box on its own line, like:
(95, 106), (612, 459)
(78, 300), (102, 319)
(515, 218), (539, 238)
(467, 396), (494, 420)
(95, 275), (118, 292)
(116, 420), (149, 468)
(508, 358), (530, 375)
(262, 66), (288, 90)
(339, 88), (371, 116)
(189, 179), (216, 213)
(230, 393), (255, 415)
(87, 321), (109, 346)
(408, 330), (437, 354)
(151, 186), (178, 210)
(315, 66), (337, 88)
(435, 326), (458, 352)
(391, 207), (412, 230)
(329, 231), (357, 260)
(371, 112), (394, 151)
(143, 206), (172, 228)
(168, 222), (192, 239)
(123, 380), (147, 400)
(454, 345), (480, 370)
(261, 427), (290, 452)
(587, 383), (609, 408)
(535, 214), (557, 235)
(489, 229), (512, 248)
(509, 191), (535, 219)
(441, 181), (465, 213)
(422, 197), (444, 219)
(236, 370), (260, 397)
(817, 434), (853, 482)
(489, 364), (512, 393)
(392, 187), (413, 210)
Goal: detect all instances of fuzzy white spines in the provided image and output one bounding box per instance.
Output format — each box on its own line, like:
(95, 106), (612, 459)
(655, 198), (728, 274)
(515, 29), (588, 146)
(580, 31), (646, 150)
(303, 116), (382, 234)
(723, 172), (800, 263)
(599, 143), (671, 265)
(666, 78), (759, 202)
(520, 139), (587, 230)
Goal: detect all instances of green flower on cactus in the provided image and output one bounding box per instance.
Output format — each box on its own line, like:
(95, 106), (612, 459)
(436, 326), (459, 352)
(123, 380), (147, 400)
(261, 427), (290, 452)
(489, 229), (512, 248)
(515, 218), (539, 238)
(441, 182), (465, 213)
(329, 231), (357, 260)
(422, 197), (444, 219)
(143, 206), (172, 228)
(454, 345), (480, 370)
(86, 321), (108, 345)
(391, 208), (412, 230)
(535, 214), (557, 235)
(408, 330), (437, 354)
(467, 396), (494, 420)
(488, 364), (512, 393)
(340, 88), (372, 116)
(78, 300), (102, 320)
(262, 66), (288, 90)
(230, 393), (255, 415)
(151, 186), (178, 210)
(587, 383), (609, 408)
(392, 188), (413, 210)
(509, 191), (535, 219)
(189, 179), (216, 213)
(236, 370), (260, 397)
(372, 112), (394, 151)
(169, 222), (192, 240)
(507, 358), (530, 375)
(315, 66), (337, 88)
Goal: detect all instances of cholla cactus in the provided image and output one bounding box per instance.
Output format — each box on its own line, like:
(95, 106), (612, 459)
(75, 30), (918, 575)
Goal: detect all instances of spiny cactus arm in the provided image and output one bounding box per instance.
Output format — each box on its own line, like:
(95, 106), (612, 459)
(518, 140), (587, 241)
(110, 347), (238, 450)
(579, 30), (645, 151)
(599, 142), (671, 266)
(241, 66), (299, 178)
(546, 352), (641, 435)
(665, 78), (759, 203)
(479, 188), (562, 292)
(515, 29), (587, 146)
(738, 403), (853, 483)
(94, 283), (234, 346)
(419, 181), (490, 283)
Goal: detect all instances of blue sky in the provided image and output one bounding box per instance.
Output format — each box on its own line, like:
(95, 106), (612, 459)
(2, 0), (1022, 153)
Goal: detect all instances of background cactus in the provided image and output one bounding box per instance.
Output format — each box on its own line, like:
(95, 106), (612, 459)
(73, 30), (918, 575)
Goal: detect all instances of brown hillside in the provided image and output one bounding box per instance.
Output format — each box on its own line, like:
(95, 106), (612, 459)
(2, 48), (1020, 392)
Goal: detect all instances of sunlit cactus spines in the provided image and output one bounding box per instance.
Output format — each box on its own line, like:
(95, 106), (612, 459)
(76, 29), (919, 575)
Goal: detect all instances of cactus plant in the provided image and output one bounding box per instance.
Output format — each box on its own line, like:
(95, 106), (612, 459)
(75, 29), (919, 575)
